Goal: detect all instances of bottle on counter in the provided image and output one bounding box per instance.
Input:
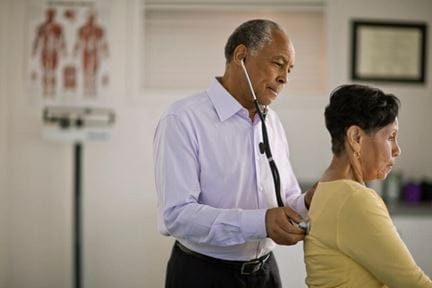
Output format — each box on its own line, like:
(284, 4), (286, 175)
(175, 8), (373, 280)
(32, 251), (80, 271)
(402, 181), (422, 204)
(383, 172), (402, 206)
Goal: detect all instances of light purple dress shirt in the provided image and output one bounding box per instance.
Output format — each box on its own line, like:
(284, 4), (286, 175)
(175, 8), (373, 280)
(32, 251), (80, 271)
(153, 78), (307, 261)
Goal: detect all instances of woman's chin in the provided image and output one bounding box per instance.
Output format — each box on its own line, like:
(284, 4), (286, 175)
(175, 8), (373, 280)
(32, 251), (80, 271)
(376, 170), (389, 181)
(365, 171), (388, 182)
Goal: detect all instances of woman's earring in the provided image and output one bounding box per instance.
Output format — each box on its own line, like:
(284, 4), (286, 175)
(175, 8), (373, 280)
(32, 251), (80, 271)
(354, 151), (360, 159)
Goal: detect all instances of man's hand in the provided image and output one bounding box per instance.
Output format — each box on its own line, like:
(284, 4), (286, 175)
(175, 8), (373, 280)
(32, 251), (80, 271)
(265, 207), (305, 245)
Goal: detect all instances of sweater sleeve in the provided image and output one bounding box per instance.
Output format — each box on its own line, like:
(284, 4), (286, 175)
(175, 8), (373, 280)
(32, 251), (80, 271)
(337, 188), (432, 288)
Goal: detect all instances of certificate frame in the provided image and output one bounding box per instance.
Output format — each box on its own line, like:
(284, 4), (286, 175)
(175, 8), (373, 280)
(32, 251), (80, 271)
(351, 20), (427, 83)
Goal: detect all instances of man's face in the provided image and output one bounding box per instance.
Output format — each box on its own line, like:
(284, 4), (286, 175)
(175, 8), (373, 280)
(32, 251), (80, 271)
(243, 30), (295, 106)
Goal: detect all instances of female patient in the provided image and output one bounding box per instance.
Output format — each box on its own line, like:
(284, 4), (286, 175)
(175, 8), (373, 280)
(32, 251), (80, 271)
(304, 84), (432, 288)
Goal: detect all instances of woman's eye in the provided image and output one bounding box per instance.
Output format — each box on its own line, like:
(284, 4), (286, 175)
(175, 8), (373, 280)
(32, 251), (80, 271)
(274, 62), (283, 67)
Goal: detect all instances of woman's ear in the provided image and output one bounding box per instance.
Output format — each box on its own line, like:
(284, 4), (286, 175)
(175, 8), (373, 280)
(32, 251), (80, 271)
(346, 125), (363, 153)
(345, 125), (366, 184)
(232, 44), (248, 65)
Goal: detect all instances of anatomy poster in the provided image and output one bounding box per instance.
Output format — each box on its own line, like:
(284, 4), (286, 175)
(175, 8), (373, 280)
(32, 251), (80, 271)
(28, 0), (111, 103)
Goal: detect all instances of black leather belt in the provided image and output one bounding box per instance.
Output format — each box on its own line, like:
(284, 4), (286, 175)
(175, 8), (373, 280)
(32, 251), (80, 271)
(175, 241), (271, 275)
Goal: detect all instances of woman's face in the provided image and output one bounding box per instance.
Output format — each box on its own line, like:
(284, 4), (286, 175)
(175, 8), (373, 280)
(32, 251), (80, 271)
(360, 119), (401, 181)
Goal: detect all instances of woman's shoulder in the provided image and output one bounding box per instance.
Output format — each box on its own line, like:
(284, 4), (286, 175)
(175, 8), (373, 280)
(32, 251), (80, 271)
(336, 180), (388, 219)
(318, 179), (382, 209)
(318, 179), (370, 195)
(320, 179), (374, 193)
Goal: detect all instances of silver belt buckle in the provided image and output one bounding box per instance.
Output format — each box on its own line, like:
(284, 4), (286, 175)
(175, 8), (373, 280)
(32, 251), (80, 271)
(240, 259), (262, 275)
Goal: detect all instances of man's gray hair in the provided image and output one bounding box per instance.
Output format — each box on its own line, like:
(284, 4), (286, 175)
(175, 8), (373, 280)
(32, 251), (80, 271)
(224, 19), (284, 63)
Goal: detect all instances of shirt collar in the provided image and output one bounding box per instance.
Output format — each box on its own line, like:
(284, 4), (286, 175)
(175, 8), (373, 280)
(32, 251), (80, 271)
(207, 77), (244, 122)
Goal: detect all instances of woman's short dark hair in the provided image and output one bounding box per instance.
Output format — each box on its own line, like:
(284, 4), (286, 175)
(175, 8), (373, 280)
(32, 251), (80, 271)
(224, 19), (283, 63)
(325, 84), (400, 155)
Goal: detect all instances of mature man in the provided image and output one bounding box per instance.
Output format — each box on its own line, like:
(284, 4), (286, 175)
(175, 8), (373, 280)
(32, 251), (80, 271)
(154, 19), (314, 288)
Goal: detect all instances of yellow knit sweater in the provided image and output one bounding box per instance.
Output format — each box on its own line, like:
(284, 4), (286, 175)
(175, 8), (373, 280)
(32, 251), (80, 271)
(304, 179), (432, 288)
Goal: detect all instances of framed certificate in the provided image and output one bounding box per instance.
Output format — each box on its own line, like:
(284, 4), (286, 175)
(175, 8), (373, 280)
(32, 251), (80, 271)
(351, 20), (427, 83)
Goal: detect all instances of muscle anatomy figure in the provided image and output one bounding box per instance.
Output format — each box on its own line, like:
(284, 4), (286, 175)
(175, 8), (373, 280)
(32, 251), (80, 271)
(32, 8), (66, 97)
(74, 12), (108, 97)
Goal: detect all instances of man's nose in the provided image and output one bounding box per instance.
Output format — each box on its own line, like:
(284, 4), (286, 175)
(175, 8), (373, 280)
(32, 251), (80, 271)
(276, 72), (287, 84)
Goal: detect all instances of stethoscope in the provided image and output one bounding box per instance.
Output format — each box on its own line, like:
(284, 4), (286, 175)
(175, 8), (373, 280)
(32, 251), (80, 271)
(240, 59), (309, 233)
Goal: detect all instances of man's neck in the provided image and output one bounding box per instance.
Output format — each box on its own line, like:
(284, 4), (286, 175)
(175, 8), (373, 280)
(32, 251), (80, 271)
(219, 75), (257, 121)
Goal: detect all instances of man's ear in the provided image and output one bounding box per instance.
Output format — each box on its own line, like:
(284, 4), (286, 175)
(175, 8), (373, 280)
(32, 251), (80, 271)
(232, 44), (248, 65)
(346, 125), (363, 153)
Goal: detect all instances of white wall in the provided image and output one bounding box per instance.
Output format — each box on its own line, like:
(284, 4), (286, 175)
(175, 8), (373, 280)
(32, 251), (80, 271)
(4, 0), (171, 287)
(326, 0), (432, 180)
(2, 0), (432, 288)
(0, 0), (9, 286)
(6, 1), (73, 286)
(283, 0), (432, 183)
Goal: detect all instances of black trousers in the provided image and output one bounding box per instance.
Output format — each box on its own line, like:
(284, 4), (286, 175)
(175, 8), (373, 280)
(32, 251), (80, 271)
(165, 242), (282, 288)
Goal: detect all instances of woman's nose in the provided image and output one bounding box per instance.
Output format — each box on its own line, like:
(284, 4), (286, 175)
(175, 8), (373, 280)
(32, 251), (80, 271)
(393, 141), (401, 157)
